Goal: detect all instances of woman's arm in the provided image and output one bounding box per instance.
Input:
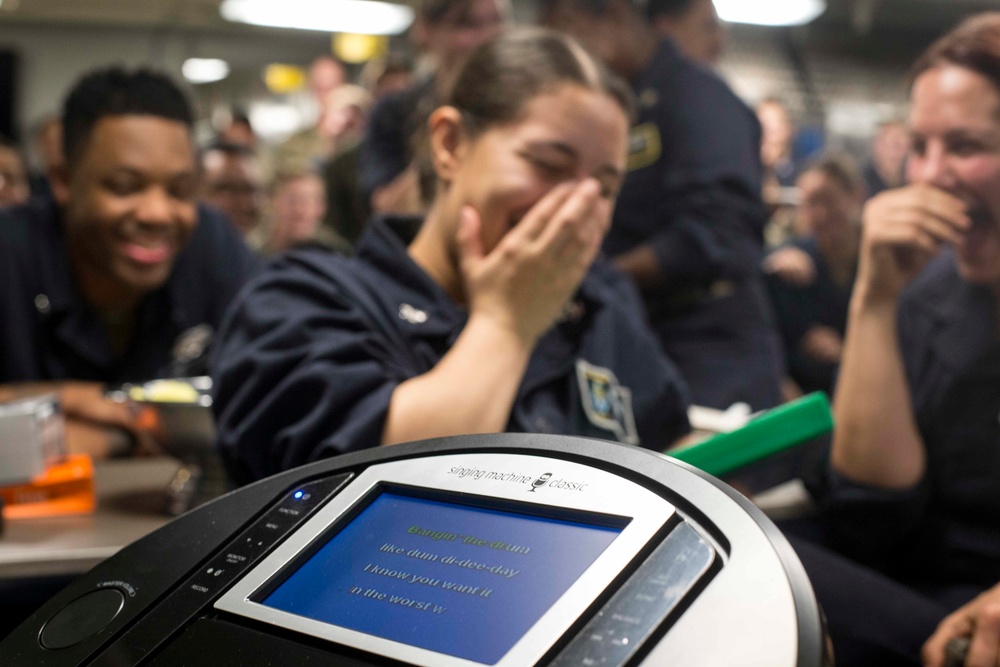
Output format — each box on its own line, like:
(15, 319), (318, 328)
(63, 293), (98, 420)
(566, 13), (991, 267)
(831, 185), (968, 488)
(832, 297), (924, 488)
(831, 185), (969, 489)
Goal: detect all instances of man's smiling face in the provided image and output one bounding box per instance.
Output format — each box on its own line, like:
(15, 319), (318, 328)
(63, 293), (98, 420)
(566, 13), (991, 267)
(55, 115), (198, 306)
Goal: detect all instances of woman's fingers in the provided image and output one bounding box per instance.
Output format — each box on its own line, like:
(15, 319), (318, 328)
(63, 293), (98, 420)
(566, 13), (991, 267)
(866, 185), (969, 249)
(923, 612), (971, 667)
(462, 177), (612, 345)
(507, 181), (577, 244)
(965, 601), (1000, 667)
(456, 205), (485, 267)
(533, 178), (604, 256)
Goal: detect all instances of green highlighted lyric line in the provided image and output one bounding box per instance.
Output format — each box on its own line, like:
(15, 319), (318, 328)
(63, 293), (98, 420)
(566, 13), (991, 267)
(405, 525), (532, 554)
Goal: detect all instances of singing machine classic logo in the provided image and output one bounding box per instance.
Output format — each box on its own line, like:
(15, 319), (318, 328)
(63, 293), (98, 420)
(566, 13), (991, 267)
(529, 473), (552, 492)
(446, 467), (588, 492)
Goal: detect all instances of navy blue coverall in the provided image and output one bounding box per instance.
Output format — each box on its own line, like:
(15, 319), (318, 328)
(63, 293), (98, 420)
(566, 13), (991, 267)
(607, 39), (784, 410)
(212, 217), (691, 483)
(0, 198), (259, 384)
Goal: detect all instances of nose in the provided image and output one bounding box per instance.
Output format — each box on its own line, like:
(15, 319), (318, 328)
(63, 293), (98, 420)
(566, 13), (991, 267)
(908, 140), (959, 190)
(135, 187), (174, 226)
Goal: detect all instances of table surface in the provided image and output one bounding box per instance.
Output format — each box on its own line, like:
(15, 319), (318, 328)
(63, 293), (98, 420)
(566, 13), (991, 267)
(0, 458), (182, 580)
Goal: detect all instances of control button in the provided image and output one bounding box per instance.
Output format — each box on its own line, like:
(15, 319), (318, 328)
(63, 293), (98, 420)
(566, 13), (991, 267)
(550, 523), (715, 667)
(41, 588), (125, 650)
(286, 473), (353, 510)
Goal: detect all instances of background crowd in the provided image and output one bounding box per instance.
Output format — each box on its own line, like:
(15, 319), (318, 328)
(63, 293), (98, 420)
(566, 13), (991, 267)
(3, 1), (1000, 665)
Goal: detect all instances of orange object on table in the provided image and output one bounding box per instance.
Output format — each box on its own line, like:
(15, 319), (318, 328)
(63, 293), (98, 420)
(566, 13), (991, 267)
(0, 454), (96, 519)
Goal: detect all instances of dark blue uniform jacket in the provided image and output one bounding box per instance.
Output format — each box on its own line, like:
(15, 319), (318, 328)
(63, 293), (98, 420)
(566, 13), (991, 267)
(609, 39), (783, 410)
(212, 217), (691, 483)
(358, 75), (435, 197)
(0, 197), (259, 383)
(815, 253), (1000, 591)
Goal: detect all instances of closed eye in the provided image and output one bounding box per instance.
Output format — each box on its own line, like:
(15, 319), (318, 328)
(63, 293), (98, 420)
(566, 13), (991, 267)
(521, 152), (572, 179)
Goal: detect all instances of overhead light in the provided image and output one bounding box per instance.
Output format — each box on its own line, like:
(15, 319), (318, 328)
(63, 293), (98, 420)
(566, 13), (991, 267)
(220, 0), (414, 36)
(264, 64), (307, 94)
(714, 0), (826, 26)
(182, 58), (230, 84)
(334, 33), (389, 64)
(248, 102), (303, 139)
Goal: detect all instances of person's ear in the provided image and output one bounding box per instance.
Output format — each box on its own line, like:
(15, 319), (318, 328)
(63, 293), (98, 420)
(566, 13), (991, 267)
(428, 106), (466, 184)
(48, 160), (71, 208)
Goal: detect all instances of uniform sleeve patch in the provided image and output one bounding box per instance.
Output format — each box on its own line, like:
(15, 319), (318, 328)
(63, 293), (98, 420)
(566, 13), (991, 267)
(576, 359), (640, 445)
(627, 122), (661, 173)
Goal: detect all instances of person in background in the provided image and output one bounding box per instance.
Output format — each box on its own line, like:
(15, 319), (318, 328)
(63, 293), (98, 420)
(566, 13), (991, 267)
(757, 98), (803, 247)
(764, 154), (864, 397)
(863, 118), (909, 199)
(758, 97), (801, 189)
(217, 108), (257, 150)
(308, 56), (347, 111)
(323, 84), (374, 160)
(359, 0), (510, 217)
(213, 28), (690, 484)
(542, 0), (784, 412)
(274, 57), (348, 173)
(646, 0), (725, 68)
(358, 53), (415, 101)
(0, 67), (259, 458)
(200, 141), (265, 239)
(321, 85), (378, 247)
(263, 168), (349, 255)
(0, 135), (30, 207)
(27, 114), (61, 200)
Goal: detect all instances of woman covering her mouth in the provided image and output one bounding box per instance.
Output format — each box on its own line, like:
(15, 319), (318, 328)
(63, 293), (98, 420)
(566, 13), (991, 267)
(787, 12), (1000, 667)
(211, 28), (692, 484)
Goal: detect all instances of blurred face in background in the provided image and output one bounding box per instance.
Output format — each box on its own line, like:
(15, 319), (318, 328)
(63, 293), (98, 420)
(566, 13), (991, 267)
(0, 144), (30, 207)
(418, 0), (509, 74)
(309, 57), (346, 105)
(795, 169), (861, 245)
(35, 117), (63, 171)
(201, 149), (263, 237)
(53, 115), (198, 307)
(907, 64), (1000, 289)
(319, 85), (373, 143)
(758, 100), (794, 170)
(651, 0), (726, 66)
(268, 173), (327, 252)
(871, 121), (909, 188)
(219, 119), (256, 149)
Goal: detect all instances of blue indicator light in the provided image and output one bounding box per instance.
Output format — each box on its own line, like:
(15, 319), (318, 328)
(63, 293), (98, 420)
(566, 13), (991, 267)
(293, 491), (304, 500)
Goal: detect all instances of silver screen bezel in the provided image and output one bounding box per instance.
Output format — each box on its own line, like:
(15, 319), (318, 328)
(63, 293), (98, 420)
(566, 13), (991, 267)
(215, 452), (676, 667)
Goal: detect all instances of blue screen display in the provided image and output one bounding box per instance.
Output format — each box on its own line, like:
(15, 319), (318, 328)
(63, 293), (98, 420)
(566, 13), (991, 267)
(262, 492), (623, 665)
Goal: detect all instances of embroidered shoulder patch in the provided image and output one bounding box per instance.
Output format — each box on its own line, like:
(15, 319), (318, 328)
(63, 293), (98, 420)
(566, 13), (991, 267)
(627, 122), (661, 172)
(172, 324), (214, 364)
(576, 360), (640, 445)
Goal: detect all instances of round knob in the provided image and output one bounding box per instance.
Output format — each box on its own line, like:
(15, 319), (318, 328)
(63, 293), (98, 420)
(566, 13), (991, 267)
(40, 588), (125, 650)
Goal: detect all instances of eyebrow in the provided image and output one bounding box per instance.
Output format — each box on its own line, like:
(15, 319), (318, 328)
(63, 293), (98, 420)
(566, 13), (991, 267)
(524, 140), (625, 180)
(108, 165), (196, 180)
